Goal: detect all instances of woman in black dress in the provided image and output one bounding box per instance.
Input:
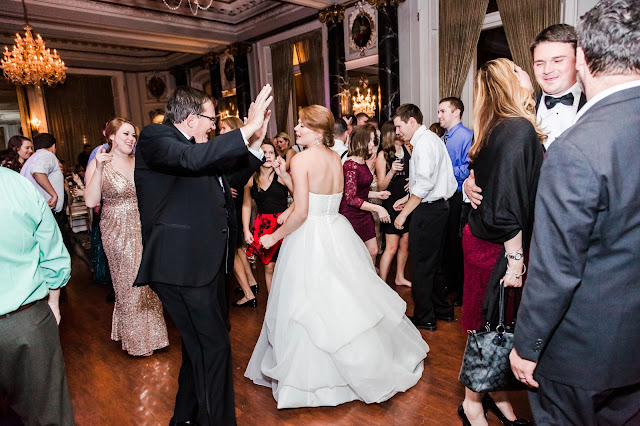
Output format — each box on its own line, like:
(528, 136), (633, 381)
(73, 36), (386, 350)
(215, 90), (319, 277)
(241, 140), (293, 302)
(458, 58), (544, 426)
(375, 121), (412, 287)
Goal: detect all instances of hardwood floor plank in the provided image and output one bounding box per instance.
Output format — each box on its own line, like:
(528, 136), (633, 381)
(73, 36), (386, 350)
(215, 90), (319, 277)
(3, 256), (532, 425)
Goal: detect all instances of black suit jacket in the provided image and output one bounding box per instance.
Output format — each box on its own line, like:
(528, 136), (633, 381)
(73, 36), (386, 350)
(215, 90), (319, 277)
(134, 123), (263, 287)
(514, 85), (640, 390)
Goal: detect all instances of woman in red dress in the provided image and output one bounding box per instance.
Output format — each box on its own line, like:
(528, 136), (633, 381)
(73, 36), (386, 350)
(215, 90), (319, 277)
(242, 140), (293, 301)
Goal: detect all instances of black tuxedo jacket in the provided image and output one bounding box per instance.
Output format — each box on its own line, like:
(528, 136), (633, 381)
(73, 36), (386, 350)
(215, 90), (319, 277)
(134, 123), (262, 287)
(515, 85), (640, 390)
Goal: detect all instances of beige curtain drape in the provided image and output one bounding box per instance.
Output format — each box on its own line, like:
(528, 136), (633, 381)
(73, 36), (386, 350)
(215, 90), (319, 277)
(439, 0), (489, 99)
(271, 30), (325, 132)
(270, 40), (294, 133)
(496, 0), (561, 93)
(294, 30), (324, 107)
(43, 74), (115, 168)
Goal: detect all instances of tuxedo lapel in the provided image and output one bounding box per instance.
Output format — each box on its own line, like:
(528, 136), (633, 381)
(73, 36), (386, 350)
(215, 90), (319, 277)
(577, 92), (587, 111)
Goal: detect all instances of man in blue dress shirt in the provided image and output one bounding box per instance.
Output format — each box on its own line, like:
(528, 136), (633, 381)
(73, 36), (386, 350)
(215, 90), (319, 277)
(438, 97), (473, 306)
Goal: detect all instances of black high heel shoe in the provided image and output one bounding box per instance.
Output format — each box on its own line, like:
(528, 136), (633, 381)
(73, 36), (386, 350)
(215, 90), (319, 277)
(482, 394), (531, 426)
(232, 297), (257, 308)
(234, 284), (258, 295)
(458, 402), (488, 426)
(457, 404), (472, 426)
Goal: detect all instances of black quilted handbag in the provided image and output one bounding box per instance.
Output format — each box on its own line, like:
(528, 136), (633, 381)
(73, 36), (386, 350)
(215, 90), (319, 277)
(458, 282), (524, 393)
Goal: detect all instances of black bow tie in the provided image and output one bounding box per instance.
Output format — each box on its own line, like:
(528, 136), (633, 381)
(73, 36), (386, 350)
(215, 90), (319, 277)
(544, 93), (574, 109)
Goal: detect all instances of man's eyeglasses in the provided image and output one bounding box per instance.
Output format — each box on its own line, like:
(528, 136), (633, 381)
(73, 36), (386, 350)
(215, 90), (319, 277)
(197, 113), (217, 126)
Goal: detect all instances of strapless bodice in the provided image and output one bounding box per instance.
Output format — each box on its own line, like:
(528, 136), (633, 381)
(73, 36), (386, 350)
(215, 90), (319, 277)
(308, 192), (343, 216)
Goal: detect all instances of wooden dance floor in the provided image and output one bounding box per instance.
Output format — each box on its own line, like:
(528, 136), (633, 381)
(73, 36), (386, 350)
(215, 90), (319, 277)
(26, 257), (532, 425)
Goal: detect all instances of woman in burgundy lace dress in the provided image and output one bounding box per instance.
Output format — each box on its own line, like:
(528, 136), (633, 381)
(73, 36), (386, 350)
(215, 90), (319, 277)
(339, 124), (391, 264)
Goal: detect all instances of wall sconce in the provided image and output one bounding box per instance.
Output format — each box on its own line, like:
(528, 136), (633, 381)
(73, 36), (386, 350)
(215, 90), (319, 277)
(30, 117), (41, 131)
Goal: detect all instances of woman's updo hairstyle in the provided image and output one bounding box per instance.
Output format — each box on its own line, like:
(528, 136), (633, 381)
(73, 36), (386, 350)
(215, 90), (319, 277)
(103, 118), (139, 154)
(298, 105), (335, 148)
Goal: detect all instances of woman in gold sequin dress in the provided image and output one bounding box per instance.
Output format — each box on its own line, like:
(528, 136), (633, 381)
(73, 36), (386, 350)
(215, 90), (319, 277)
(85, 118), (168, 356)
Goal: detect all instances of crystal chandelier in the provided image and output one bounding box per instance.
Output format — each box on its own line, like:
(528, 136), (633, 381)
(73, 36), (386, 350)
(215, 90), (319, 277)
(163, 0), (214, 16)
(1, 0), (66, 87)
(352, 87), (376, 117)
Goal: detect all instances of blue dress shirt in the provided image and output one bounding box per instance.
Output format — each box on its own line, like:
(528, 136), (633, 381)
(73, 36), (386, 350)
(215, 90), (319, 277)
(442, 122), (473, 192)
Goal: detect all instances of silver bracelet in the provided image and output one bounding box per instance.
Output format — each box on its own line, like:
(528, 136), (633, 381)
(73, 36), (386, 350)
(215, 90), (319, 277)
(506, 263), (526, 278)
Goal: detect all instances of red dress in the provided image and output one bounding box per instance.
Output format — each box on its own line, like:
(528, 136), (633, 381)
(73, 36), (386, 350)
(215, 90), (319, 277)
(461, 225), (521, 331)
(246, 177), (289, 264)
(339, 160), (376, 242)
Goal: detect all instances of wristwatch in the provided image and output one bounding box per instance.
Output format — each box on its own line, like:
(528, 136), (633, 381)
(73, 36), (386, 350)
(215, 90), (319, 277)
(505, 252), (524, 260)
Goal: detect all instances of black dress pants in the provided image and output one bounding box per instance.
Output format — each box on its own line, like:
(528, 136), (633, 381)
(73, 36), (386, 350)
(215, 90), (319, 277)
(150, 270), (236, 426)
(443, 191), (464, 295)
(529, 373), (640, 425)
(409, 200), (453, 323)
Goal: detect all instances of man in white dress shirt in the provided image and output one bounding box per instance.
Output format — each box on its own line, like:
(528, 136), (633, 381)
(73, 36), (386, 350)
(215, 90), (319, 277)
(331, 117), (349, 164)
(392, 104), (457, 331)
(21, 133), (93, 272)
(20, 133), (64, 213)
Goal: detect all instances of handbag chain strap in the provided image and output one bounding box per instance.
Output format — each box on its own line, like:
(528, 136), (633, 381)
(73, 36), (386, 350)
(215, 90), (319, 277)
(496, 281), (506, 335)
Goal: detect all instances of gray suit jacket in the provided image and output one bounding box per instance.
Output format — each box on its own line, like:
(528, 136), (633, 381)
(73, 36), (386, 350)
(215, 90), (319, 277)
(514, 85), (640, 390)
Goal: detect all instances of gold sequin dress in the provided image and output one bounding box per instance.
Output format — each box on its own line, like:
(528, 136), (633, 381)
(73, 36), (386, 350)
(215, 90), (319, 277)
(100, 162), (169, 356)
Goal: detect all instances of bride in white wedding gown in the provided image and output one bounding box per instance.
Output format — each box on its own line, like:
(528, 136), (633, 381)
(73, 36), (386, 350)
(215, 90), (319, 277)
(245, 105), (429, 409)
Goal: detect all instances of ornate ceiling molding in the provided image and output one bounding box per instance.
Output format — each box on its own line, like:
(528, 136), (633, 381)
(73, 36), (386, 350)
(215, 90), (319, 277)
(0, 0), (322, 72)
(318, 4), (346, 23)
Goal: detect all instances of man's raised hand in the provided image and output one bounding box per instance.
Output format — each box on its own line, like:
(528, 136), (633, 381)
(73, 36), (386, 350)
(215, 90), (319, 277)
(244, 85), (273, 139)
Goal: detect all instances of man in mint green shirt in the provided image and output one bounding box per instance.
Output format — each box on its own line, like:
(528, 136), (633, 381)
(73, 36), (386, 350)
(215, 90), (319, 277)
(0, 167), (74, 425)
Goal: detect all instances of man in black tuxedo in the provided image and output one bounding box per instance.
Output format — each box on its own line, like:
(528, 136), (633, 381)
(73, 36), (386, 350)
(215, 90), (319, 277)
(464, 24), (587, 205)
(134, 85), (272, 425)
(510, 0), (640, 423)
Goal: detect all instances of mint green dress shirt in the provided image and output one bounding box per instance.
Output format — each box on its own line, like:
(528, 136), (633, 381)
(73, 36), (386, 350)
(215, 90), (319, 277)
(0, 167), (71, 316)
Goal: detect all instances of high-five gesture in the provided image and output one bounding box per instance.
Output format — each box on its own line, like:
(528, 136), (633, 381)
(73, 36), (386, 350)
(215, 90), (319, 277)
(243, 84), (273, 140)
(248, 110), (272, 151)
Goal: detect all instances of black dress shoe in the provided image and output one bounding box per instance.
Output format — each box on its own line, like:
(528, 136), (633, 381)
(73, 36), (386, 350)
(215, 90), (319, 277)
(482, 393), (531, 426)
(170, 419), (198, 426)
(232, 297), (257, 308)
(235, 284), (258, 295)
(409, 316), (437, 331)
(435, 313), (456, 322)
(452, 298), (463, 307)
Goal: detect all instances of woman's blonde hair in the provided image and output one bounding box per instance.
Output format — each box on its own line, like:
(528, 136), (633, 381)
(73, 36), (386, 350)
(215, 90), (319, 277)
(221, 116), (243, 130)
(274, 131), (292, 154)
(299, 105), (335, 148)
(104, 118), (139, 154)
(469, 58), (546, 161)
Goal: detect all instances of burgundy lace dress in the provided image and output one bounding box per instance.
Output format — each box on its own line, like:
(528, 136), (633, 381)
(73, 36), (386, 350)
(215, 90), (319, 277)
(339, 160), (376, 242)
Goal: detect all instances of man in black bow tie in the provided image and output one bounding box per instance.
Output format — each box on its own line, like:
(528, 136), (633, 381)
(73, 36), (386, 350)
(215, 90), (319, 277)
(464, 24), (587, 207)
(531, 24), (587, 151)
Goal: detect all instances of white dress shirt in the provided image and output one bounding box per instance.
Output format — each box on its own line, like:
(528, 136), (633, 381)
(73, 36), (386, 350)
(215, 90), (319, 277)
(409, 125), (457, 203)
(20, 149), (65, 213)
(330, 138), (348, 164)
(537, 83), (583, 150)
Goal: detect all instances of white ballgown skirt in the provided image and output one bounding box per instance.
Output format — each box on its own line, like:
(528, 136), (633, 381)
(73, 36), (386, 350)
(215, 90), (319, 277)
(245, 193), (429, 409)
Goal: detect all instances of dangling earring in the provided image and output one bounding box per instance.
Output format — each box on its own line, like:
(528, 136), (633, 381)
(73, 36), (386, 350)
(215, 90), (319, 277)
(315, 136), (322, 145)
